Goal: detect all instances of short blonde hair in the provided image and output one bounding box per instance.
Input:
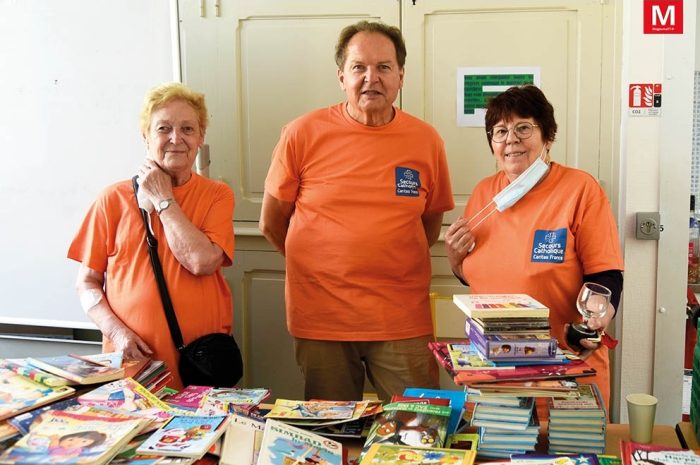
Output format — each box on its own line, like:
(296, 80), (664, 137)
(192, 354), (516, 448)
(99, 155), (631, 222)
(139, 82), (208, 135)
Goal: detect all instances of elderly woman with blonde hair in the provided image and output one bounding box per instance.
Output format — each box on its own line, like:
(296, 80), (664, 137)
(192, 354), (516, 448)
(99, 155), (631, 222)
(68, 82), (235, 389)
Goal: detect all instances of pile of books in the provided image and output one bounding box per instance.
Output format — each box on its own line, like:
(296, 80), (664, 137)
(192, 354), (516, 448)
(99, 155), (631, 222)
(547, 384), (607, 454)
(468, 395), (539, 458)
(453, 293), (558, 365)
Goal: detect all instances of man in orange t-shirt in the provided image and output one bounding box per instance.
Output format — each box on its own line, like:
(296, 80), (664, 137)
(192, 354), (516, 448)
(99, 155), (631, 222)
(260, 21), (454, 402)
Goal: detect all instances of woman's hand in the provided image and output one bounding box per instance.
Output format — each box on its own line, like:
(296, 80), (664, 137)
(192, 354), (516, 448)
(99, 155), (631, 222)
(136, 159), (174, 207)
(445, 217), (475, 281)
(105, 324), (152, 361)
(566, 302), (616, 359)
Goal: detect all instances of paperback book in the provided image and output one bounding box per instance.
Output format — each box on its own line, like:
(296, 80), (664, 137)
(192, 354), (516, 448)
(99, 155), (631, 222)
(548, 384), (606, 420)
(8, 397), (82, 435)
(164, 385), (212, 411)
(466, 320), (557, 360)
(0, 359), (70, 387)
(0, 368), (75, 421)
(452, 359), (596, 386)
(198, 388), (269, 415)
(453, 294), (549, 319)
(136, 416), (229, 458)
(470, 317), (551, 335)
(219, 415), (266, 465)
(359, 443), (476, 465)
(402, 387), (468, 435)
(446, 343), (511, 370)
(257, 419), (343, 465)
(361, 401), (451, 456)
(620, 441), (700, 465)
(511, 453), (602, 465)
(445, 432), (479, 450)
(0, 409), (146, 465)
(264, 399), (356, 421)
(26, 355), (125, 385)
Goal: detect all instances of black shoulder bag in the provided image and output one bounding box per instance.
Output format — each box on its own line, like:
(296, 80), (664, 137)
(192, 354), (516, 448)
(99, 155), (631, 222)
(132, 176), (243, 387)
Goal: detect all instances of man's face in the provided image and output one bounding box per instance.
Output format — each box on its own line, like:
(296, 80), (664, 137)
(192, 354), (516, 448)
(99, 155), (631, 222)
(338, 31), (404, 126)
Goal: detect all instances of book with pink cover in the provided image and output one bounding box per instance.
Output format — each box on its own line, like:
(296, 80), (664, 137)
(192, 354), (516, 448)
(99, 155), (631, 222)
(451, 359), (596, 386)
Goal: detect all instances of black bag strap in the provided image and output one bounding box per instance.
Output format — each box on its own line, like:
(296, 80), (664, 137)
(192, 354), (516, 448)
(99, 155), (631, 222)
(131, 176), (186, 351)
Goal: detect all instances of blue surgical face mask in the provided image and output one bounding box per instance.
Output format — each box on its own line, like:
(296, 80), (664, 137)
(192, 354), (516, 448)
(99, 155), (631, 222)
(466, 145), (550, 231)
(492, 149), (550, 212)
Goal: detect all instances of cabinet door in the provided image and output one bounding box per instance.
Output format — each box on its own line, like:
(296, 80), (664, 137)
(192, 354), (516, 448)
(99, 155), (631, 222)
(402, 0), (614, 222)
(178, 0), (400, 221)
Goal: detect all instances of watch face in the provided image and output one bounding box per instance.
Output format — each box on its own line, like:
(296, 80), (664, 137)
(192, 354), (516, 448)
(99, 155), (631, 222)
(159, 200), (169, 209)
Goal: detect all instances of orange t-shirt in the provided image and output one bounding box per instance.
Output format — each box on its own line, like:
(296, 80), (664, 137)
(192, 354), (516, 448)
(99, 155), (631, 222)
(265, 103), (454, 341)
(461, 163), (624, 410)
(68, 173), (235, 389)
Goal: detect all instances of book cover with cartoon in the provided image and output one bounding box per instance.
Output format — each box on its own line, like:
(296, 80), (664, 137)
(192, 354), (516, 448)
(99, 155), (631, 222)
(0, 410), (145, 465)
(257, 419), (343, 465)
(136, 416), (228, 458)
(0, 368), (75, 421)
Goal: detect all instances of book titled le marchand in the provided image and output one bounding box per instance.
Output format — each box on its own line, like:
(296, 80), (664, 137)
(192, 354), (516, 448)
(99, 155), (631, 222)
(453, 294), (549, 319)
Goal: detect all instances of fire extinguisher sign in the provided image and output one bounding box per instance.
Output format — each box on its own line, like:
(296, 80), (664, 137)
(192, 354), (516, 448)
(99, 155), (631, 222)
(628, 83), (662, 116)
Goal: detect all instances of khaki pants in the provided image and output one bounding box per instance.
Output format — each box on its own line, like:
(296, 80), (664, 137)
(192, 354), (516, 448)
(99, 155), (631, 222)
(293, 335), (440, 402)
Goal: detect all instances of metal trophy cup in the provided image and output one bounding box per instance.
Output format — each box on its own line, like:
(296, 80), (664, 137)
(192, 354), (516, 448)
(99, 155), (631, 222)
(565, 282), (612, 350)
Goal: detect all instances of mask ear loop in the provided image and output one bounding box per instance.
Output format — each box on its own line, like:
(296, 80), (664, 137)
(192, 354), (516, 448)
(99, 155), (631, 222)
(465, 200), (498, 232)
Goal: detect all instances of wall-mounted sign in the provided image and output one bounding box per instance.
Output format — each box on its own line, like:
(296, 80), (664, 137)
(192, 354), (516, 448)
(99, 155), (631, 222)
(644, 0), (683, 34)
(457, 67), (541, 127)
(628, 83), (662, 116)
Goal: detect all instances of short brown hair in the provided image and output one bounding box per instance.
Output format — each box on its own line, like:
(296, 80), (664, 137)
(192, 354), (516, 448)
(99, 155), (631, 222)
(484, 85), (557, 149)
(140, 82), (208, 136)
(334, 20), (406, 68)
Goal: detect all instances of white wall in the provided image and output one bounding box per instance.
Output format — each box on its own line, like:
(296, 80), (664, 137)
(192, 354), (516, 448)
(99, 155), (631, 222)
(617, 0), (696, 424)
(0, 0), (177, 329)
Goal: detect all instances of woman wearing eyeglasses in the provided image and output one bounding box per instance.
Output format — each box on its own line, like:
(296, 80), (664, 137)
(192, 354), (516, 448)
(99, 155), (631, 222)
(444, 85), (623, 411)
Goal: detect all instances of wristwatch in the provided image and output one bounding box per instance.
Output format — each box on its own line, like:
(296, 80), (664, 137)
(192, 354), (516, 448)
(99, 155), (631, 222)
(155, 198), (175, 215)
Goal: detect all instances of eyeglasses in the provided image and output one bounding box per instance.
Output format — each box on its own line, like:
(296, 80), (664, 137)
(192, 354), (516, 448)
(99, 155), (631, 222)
(489, 122), (540, 143)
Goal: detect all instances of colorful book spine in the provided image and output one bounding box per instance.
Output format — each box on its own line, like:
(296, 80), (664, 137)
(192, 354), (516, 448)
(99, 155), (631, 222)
(0, 360), (69, 387)
(468, 323), (557, 360)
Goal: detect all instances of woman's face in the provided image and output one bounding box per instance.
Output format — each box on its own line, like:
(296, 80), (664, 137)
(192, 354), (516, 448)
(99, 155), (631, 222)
(490, 116), (549, 182)
(144, 99), (204, 178)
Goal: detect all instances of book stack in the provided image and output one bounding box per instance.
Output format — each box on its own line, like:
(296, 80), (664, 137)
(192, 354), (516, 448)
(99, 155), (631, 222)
(469, 395), (539, 458)
(453, 294), (558, 365)
(547, 384), (607, 454)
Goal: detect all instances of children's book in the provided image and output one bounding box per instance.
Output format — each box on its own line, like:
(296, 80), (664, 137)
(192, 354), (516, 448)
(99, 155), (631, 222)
(77, 377), (176, 428)
(26, 354), (125, 385)
(620, 441), (700, 465)
(256, 419), (343, 465)
(452, 359), (596, 386)
(445, 432), (479, 451)
(361, 401), (451, 457)
(548, 384), (606, 420)
(8, 397), (82, 435)
(360, 443), (476, 465)
(466, 321), (557, 360)
(510, 454), (601, 465)
(0, 409), (146, 465)
(453, 294), (549, 319)
(198, 388), (269, 415)
(402, 387), (468, 435)
(219, 414), (266, 465)
(0, 359), (71, 387)
(264, 399), (356, 421)
(0, 368), (76, 421)
(136, 416), (229, 459)
(471, 317), (551, 335)
(0, 422), (19, 442)
(446, 343), (512, 370)
(164, 386), (212, 411)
